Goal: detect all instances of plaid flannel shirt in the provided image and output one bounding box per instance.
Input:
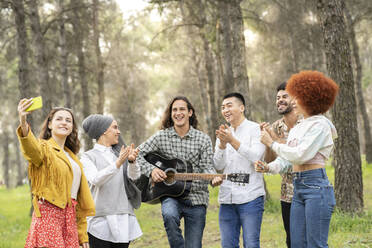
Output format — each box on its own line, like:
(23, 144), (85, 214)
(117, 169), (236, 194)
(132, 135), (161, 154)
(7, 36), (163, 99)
(137, 126), (215, 207)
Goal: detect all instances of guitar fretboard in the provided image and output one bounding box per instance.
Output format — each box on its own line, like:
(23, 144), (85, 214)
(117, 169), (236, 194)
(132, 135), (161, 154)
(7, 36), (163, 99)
(174, 173), (227, 181)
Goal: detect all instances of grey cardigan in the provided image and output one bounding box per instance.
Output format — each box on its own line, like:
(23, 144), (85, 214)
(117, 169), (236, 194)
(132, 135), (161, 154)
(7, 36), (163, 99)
(83, 149), (141, 217)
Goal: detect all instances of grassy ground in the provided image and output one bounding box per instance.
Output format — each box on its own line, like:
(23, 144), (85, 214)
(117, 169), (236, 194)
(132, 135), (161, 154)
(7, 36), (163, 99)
(1, 160), (371, 248)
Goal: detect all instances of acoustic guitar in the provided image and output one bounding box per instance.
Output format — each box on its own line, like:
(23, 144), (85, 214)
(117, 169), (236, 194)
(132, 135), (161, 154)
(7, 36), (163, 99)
(136, 152), (250, 204)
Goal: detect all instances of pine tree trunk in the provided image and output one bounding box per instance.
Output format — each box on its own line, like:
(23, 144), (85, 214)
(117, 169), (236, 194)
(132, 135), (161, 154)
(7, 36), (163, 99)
(345, 6), (372, 164)
(202, 35), (219, 143)
(12, 0), (34, 127)
(2, 130), (10, 188)
(15, 131), (24, 187)
(179, 0), (217, 141)
(230, 0), (251, 119)
(93, 0), (105, 114)
(58, 0), (72, 108)
(72, 0), (92, 150)
(194, 52), (213, 136)
(316, 0), (363, 213)
(28, 0), (53, 115)
(199, 0), (219, 142)
(217, 0), (235, 94)
(12, 0), (34, 215)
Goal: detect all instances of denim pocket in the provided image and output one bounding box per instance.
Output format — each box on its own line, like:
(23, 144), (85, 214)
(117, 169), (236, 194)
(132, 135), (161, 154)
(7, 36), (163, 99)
(301, 181), (321, 189)
(325, 185), (336, 207)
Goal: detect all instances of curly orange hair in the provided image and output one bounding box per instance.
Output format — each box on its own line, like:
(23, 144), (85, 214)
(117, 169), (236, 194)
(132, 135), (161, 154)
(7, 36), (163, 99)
(286, 71), (339, 115)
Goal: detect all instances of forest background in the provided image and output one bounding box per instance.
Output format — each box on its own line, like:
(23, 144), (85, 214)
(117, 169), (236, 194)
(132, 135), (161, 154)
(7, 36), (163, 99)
(0, 0), (371, 247)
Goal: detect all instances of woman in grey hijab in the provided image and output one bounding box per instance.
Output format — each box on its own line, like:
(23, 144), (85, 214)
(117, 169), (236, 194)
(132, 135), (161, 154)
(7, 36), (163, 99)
(81, 114), (142, 248)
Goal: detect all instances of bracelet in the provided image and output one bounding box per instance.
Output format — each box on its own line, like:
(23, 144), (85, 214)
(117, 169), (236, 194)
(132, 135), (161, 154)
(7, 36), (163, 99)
(128, 160), (135, 163)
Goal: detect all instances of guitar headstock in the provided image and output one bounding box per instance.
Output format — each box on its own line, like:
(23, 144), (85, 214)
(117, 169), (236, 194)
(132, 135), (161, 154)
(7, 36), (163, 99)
(227, 173), (250, 183)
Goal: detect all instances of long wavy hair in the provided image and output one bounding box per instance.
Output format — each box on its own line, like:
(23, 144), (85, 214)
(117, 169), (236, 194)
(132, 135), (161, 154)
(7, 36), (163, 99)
(161, 96), (198, 130)
(39, 107), (81, 154)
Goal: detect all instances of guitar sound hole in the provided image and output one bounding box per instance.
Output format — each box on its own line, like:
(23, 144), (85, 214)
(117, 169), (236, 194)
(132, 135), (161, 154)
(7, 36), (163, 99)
(164, 170), (176, 186)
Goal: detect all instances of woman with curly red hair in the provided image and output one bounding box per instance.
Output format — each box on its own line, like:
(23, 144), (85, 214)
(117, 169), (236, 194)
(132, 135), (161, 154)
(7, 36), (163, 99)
(255, 70), (339, 248)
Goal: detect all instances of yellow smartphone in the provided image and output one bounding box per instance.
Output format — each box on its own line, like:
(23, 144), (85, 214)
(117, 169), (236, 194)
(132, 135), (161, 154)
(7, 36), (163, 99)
(25, 96), (43, 112)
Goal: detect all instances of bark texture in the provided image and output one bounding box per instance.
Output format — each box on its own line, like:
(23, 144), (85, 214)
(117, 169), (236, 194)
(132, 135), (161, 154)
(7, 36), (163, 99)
(28, 0), (53, 114)
(58, 0), (72, 108)
(316, 0), (363, 213)
(345, 6), (372, 164)
(71, 0), (93, 150)
(93, 0), (105, 114)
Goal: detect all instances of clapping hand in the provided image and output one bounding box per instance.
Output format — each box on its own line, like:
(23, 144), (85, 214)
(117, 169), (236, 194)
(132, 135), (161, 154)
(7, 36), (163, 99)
(260, 122), (282, 144)
(116, 145), (130, 168)
(128, 144), (140, 162)
(260, 128), (274, 147)
(216, 124), (232, 149)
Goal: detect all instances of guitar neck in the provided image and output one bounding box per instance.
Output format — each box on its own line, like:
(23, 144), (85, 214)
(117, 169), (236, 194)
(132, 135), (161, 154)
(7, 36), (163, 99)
(174, 173), (226, 181)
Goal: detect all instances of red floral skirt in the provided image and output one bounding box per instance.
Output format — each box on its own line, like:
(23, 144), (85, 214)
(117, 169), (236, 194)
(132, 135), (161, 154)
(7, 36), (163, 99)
(25, 199), (79, 248)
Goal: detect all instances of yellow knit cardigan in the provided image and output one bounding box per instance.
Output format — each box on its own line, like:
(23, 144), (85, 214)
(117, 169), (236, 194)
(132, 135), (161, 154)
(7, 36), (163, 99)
(17, 126), (95, 244)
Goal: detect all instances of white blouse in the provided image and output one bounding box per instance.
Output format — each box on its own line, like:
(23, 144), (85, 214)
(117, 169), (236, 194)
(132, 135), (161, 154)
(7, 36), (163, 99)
(64, 151), (81, 199)
(268, 115), (337, 174)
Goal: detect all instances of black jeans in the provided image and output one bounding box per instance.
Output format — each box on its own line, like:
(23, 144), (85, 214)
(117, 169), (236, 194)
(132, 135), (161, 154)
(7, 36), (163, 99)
(88, 233), (129, 248)
(281, 201), (291, 248)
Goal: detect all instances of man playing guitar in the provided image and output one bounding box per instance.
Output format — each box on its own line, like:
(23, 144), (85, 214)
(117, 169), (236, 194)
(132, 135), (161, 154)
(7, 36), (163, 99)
(137, 96), (220, 248)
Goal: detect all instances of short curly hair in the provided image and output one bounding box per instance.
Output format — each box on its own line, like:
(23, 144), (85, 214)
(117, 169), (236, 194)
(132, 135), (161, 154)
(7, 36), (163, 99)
(286, 71), (339, 115)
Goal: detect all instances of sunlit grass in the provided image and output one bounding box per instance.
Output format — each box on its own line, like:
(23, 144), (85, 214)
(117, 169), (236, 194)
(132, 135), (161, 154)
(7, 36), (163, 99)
(0, 160), (371, 248)
(0, 186), (31, 248)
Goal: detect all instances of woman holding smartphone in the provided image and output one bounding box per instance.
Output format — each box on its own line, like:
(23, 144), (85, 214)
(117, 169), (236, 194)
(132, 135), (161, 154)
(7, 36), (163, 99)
(255, 71), (339, 248)
(17, 98), (95, 248)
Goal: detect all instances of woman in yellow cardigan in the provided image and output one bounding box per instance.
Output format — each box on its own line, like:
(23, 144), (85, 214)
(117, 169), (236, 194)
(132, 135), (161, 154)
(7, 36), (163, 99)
(17, 98), (95, 248)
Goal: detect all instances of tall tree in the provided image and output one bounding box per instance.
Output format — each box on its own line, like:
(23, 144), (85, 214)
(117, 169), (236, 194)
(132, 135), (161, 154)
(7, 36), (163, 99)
(14, 131), (24, 186)
(28, 0), (53, 114)
(316, 0), (363, 213)
(12, 0), (35, 128)
(217, 0), (250, 118)
(58, 0), (72, 108)
(217, 0), (235, 94)
(2, 128), (10, 188)
(93, 0), (105, 114)
(179, 0), (219, 141)
(230, 0), (251, 118)
(71, 0), (92, 149)
(345, 5), (372, 164)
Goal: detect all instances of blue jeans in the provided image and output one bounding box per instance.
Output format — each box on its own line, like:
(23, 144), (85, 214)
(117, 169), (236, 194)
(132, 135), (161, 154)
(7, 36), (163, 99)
(219, 196), (264, 248)
(291, 168), (336, 248)
(161, 197), (206, 248)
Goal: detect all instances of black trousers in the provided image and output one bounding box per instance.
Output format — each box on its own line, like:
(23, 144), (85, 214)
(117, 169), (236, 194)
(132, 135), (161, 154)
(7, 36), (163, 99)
(281, 201), (291, 248)
(88, 233), (130, 248)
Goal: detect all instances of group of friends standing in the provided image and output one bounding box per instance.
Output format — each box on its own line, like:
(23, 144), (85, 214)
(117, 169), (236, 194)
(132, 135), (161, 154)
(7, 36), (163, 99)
(17, 70), (339, 248)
